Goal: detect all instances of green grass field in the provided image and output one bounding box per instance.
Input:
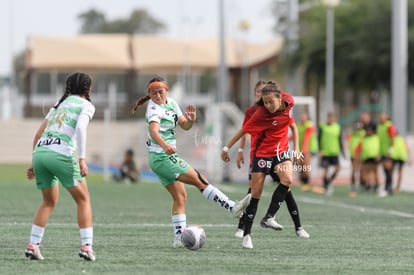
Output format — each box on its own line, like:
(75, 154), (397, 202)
(1, 164), (413, 275)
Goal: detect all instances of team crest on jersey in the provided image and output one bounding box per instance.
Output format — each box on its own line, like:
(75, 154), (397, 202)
(257, 159), (267, 168)
(272, 120), (278, 125)
(178, 160), (187, 168)
(151, 106), (156, 110)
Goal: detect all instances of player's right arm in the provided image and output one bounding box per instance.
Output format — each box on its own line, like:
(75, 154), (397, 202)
(221, 128), (246, 162)
(149, 121), (176, 155)
(27, 119), (48, 180)
(236, 134), (248, 169)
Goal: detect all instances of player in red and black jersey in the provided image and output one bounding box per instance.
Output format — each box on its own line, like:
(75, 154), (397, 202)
(221, 81), (310, 249)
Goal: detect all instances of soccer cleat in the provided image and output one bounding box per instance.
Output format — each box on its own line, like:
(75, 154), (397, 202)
(234, 228), (244, 239)
(260, 217), (284, 231)
(296, 228), (310, 238)
(173, 238), (184, 248)
(231, 194), (251, 218)
(325, 185), (334, 196)
(242, 234), (253, 249)
(301, 184), (312, 192)
(25, 244), (44, 260)
(79, 245), (96, 261)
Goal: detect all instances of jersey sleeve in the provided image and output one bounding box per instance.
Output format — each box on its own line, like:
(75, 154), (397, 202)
(81, 102), (95, 120)
(147, 104), (163, 123)
(45, 108), (54, 120)
(242, 108), (266, 135)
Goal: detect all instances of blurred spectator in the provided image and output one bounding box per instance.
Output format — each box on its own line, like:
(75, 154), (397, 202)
(377, 112), (397, 195)
(318, 113), (344, 195)
(297, 111), (318, 192)
(390, 133), (412, 193)
(354, 125), (381, 195)
(113, 149), (140, 183)
(348, 121), (365, 197)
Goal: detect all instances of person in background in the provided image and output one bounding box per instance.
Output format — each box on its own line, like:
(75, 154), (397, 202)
(348, 121), (365, 197)
(25, 72), (96, 261)
(131, 76), (251, 248)
(318, 112), (345, 196)
(354, 125), (381, 195)
(113, 149), (140, 183)
(297, 111), (318, 192)
(390, 133), (412, 193)
(377, 112), (397, 195)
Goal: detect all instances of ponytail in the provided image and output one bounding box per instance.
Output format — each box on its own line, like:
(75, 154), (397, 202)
(131, 95), (151, 114)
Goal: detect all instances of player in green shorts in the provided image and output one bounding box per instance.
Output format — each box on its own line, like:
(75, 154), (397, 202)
(25, 72), (96, 261)
(132, 77), (251, 248)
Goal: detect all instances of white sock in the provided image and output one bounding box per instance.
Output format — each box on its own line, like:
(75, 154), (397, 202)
(29, 224), (45, 246)
(202, 184), (235, 212)
(172, 214), (186, 240)
(80, 227), (93, 248)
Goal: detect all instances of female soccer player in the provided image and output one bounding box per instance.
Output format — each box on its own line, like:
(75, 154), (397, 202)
(222, 81), (309, 249)
(25, 72), (96, 261)
(131, 76), (251, 248)
(233, 80), (283, 238)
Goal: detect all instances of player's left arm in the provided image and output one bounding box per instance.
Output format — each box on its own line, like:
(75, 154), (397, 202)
(178, 104), (196, 130)
(289, 122), (302, 162)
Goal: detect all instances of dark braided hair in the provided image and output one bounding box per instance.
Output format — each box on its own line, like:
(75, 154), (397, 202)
(131, 76), (168, 114)
(256, 81), (283, 108)
(54, 72), (92, 109)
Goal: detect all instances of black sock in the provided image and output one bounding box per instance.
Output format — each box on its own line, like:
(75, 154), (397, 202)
(237, 188), (252, 229)
(264, 184), (289, 219)
(242, 198), (259, 236)
(384, 169), (393, 192)
(285, 191), (301, 230)
(323, 177), (330, 189)
(300, 176), (309, 184)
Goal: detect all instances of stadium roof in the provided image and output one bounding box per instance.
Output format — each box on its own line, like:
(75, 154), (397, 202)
(26, 34), (283, 71)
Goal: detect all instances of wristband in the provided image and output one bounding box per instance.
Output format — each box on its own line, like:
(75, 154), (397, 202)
(238, 148), (244, 152)
(222, 146), (229, 152)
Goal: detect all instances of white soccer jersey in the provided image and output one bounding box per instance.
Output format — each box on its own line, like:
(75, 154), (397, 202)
(35, 95), (95, 157)
(145, 97), (183, 153)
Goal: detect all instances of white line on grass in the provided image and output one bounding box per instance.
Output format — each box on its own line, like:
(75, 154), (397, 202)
(298, 196), (414, 218)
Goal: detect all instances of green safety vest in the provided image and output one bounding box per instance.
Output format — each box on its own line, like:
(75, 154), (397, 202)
(319, 123), (341, 156)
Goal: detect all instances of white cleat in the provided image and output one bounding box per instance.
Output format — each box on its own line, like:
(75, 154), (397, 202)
(25, 244), (44, 260)
(79, 245), (96, 261)
(232, 194), (251, 218)
(242, 234), (253, 249)
(296, 228), (310, 238)
(173, 238), (184, 248)
(260, 217), (284, 231)
(234, 228), (244, 239)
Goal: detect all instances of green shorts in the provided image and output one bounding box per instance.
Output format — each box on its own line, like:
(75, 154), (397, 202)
(33, 148), (84, 190)
(148, 152), (190, 186)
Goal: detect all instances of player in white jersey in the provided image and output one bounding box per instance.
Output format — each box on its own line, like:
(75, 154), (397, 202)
(25, 72), (96, 261)
(132, 77), (251, 248)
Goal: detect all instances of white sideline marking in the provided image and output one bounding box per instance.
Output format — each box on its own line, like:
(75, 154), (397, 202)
(298, 196), (414, 218)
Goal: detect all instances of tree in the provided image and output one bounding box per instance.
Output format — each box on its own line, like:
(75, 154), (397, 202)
(77, 8), (166, 34)
(78, 9), (107, 33)
(274, 0), (414, 97)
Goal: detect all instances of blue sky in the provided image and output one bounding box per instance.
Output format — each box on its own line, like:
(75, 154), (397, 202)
(0, 0), (276, 75)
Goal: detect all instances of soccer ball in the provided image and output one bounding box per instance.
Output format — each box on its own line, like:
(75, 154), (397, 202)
(181, 225), (206, 250)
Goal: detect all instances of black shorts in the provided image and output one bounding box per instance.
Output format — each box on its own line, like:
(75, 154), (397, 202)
(251, 154), (291, 174)
(248, 165), (280, 182)
(362, 158), (378, 165)
(393, 159), (405, 168)
(320, 156), (339, 168)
